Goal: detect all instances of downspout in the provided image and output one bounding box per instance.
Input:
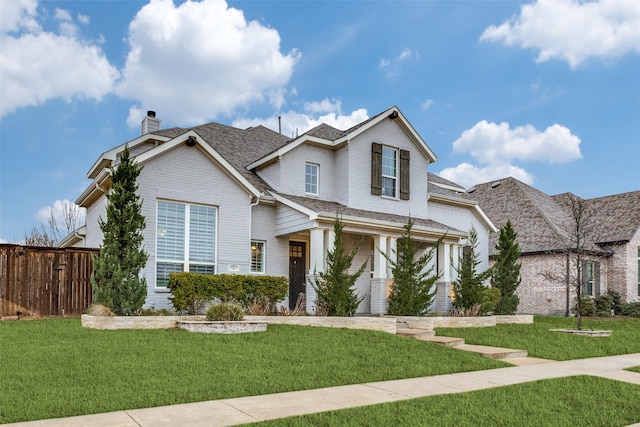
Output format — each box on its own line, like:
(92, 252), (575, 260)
(74, 231), (85, 248)
(565, 252), (570, 317)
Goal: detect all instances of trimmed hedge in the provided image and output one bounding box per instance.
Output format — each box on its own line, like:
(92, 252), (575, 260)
(167, 273), (288, 314)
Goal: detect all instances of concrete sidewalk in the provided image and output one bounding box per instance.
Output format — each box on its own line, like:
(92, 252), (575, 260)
(6, 353), (640, 427)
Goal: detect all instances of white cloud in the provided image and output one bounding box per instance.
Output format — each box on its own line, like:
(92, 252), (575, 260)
(118, 0), (300, 126)
(37, 199), (86, 230)
(0, 0), (39, 33)
(439, 119), (582, 188)
(304, 98), (342, 114)
(232, 105), (369, 138)
(421, 99), (434, 110)
(398, 48), (412, 61)
(439, 163), (535, 189)
(481, 0), (640, 68)
(379, 47), (419, 76)
(0, 1), (119, 117)
(78, 14), (90, 25)
(453, 120), (582, 164)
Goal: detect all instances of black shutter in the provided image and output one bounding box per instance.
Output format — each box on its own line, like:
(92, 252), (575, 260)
(400, 149), (410, 200)
(595, 262), (601, 296)
(371, 143), (382, 195)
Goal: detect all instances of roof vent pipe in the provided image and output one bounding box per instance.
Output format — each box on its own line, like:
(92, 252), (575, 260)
(278, 116), (282, 134)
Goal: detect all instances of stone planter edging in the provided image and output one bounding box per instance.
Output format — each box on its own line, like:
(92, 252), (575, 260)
(388, 314), (534, 331)
(245, 316), (397, 334)
(178, 320), (267, 334)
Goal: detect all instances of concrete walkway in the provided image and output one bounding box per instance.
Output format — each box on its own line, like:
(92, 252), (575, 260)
(5, 353), (640, 427)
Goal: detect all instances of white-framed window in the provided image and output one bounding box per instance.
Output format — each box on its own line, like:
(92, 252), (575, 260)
(381, 146), (397, 198)
(582, 260), (600, 296)
(156, 200), (216, 288)
(305, 163), (319, 195)
(251, 240), (265, 273)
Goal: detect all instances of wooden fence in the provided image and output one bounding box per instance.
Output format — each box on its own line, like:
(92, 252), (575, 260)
(0, 244), (98, 317)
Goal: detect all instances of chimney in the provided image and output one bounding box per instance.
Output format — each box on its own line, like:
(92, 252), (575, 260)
(141, 110), (161, 135)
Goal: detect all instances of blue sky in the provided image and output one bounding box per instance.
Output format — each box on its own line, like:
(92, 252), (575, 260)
(1, 0), (639, 243)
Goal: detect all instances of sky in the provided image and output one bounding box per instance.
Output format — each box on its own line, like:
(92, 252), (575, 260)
(1, 0), (639, 244)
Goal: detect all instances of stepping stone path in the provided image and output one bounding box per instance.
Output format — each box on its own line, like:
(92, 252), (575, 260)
(395, 320), (552, 365)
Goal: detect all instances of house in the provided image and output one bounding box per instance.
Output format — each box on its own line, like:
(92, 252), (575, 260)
(469, 177), (640, 314)
(72, 107), (496, 314)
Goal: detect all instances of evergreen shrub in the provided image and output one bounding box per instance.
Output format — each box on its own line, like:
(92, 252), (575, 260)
(206, 302), (244, 321)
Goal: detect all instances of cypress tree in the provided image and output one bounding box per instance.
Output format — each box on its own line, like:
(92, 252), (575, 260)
(385, 218), (441, 316)
(452, 227), (491, 311)
(91, 146), (148, 315)
(491, 220), (521, 315)
(312, 218), (366, 316)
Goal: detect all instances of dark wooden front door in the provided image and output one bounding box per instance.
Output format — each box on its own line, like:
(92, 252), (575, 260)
(289, 242), (306, 310)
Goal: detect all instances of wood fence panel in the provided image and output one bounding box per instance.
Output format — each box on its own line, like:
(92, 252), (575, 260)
(0, 245), (98, 317)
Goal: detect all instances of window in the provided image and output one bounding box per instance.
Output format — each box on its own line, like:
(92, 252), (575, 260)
(305, 163), (318, 195)
(156, 200), (216, 288)
(251, 241), (265, 273)
(582, 260), (600, 296)
(381, 147), (397, 197)
(371, 143), (410, 200)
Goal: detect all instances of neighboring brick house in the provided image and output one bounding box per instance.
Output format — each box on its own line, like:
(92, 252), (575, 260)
(470, 177), (640, 314)
(70, 106), (495, 314)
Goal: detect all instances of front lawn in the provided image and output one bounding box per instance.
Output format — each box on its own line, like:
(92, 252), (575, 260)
(247, 376), (640, 427)
(436, 316), (640, 360)
(0, 318), (503, 424)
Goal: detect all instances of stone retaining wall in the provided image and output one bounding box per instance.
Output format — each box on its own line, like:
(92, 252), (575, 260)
(245, 316), (397, 334)
(81, 314), (532, 333)
(178, 320), (267, 334)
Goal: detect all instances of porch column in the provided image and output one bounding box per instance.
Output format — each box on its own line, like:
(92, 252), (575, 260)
(307, 228), (325, 314)
(323, 229), (335, 270)
(371, 235), (394, 315)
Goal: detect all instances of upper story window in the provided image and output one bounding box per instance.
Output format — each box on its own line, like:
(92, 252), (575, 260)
(381, 147), (397, 197)
(371, 143), (410, 200)
(156, 200), (216, 288)
(305, 163), (319, 195)
(251, 240), (265, 273)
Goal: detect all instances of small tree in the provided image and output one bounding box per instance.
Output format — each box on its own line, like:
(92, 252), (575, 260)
(312, 218), (366, 316)
(383, 218), (442, 316)
(452, 227), (491, 313)
(91, 146), (148, 315)
(491, 220), (521, 315)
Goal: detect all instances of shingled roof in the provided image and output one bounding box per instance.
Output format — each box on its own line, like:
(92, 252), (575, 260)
(470, 177), (640, 256)
(152, 122), (290, 193)
(277, 193), (464, 236)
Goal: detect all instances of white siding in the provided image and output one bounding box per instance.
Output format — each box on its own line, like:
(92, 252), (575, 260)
(256, 160), (280, 190)
(275, 204), (314, 236)
(428, 201), (491, 272)
(272, 144), (336, 200)
(251, 203), (289, 278)
(137, 145), (253, 309)
(84, 195), (106, 248)
(335, 145), (349, 205)
(345, 119), (430, 217)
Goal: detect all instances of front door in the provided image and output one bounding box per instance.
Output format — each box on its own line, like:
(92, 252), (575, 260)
(289, 242), (306, 310)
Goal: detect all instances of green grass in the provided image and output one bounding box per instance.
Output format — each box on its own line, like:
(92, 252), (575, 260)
(628, 366), (640, 373)
(0, 318), (504, 424)
(436, 316), (640, 360)
(246, 376), (640, 427)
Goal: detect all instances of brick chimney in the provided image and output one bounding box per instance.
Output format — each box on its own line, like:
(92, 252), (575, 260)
(141, 110), (161, 135)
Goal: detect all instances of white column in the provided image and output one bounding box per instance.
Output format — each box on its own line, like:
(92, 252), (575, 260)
(451, 244), (460, 282)
(386, 237), (397, 278)
(309, 229), (325, 274)
(443, 243), (451, 282)
(324, 229), (335, 270)
(373, 235), (388, 278)
(307, 228), (325, 314)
